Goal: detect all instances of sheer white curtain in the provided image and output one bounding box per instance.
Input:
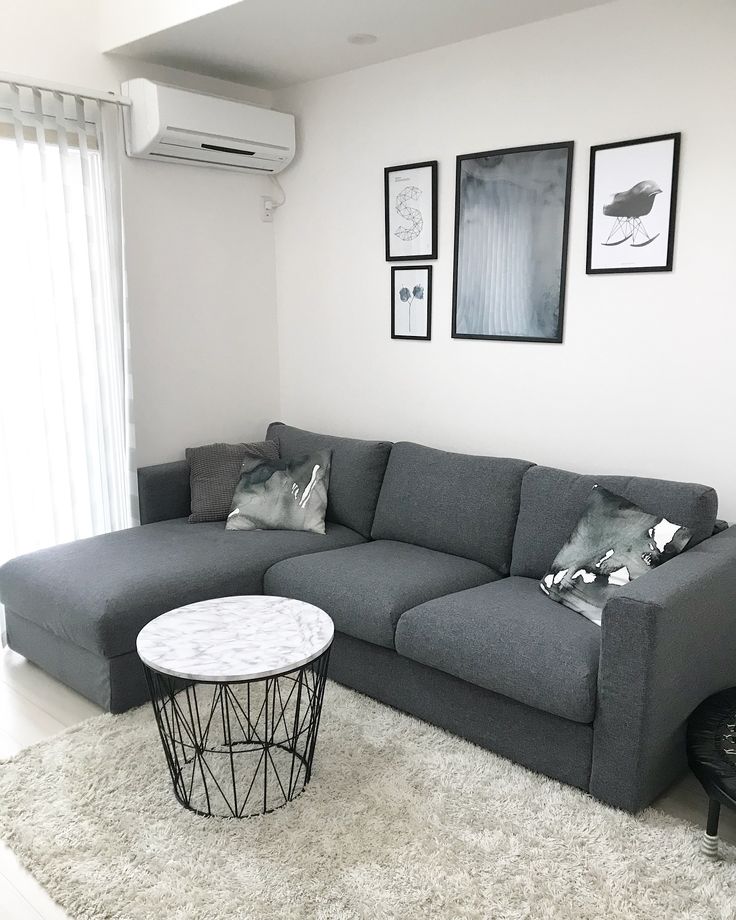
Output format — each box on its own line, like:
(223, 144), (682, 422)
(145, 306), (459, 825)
(0, 82), (136, 641)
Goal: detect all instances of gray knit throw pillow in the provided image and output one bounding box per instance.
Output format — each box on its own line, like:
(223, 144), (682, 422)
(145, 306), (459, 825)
(186, 440), (279, 523)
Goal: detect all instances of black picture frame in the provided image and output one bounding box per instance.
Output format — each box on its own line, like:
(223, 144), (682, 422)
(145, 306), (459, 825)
(391, 265), (432, 341)
(586, 132), (680, 274)
(451, 141), (573, 343)
(384, 161), (438, 261)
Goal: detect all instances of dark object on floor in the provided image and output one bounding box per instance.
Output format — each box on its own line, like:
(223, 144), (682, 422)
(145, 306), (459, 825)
(688, 687), (736, 858)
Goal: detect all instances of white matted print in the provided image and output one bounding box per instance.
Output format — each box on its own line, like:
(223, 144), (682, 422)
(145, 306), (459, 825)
(391, 266), (432, 340)
(384, 161), (437, 261)
(587, 133), (680, 273)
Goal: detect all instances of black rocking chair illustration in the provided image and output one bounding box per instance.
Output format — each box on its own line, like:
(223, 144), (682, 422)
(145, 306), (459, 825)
(601, 179), (662, 247)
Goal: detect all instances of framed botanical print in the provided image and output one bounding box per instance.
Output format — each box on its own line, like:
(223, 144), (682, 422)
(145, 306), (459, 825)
(391, 265), (432, 340)
(384, 161), (437, 261)
(452, 141), (573, 343)
(586, 133), (680, 273)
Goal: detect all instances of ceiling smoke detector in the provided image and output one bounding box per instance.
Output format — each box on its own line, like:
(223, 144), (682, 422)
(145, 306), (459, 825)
(347, 33), (378, 45)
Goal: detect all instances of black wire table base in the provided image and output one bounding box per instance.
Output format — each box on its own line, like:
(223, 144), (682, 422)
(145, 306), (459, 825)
(143, 647), (331, 818)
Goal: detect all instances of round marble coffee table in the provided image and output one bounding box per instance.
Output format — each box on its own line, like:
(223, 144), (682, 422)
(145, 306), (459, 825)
(136, 595), (333, 818)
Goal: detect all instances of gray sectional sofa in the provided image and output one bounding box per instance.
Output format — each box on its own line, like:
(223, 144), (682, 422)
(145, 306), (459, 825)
(1, 421), (735, 813)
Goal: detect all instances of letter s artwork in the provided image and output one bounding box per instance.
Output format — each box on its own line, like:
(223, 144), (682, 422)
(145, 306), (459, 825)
(393, 186), (423, 242)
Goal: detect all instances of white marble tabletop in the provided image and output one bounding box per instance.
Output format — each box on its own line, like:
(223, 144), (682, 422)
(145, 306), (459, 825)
(136, 596), (334, 682)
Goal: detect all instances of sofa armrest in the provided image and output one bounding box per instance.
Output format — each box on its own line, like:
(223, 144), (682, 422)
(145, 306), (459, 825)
(137, 461), (191, 524)
(590, 525), (736, 811)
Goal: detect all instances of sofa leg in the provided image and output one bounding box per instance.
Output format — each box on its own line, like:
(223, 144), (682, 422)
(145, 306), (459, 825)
(702, 799), (720, 858)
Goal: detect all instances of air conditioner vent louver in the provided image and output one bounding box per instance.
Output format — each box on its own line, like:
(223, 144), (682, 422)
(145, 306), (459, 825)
(121, 78), (295, 175)
(201, 143), (254, 156)
(149, 152), (275, 172)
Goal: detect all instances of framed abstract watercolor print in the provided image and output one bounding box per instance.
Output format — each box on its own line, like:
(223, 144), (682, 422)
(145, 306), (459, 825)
(587, 133), (680, 274)
(391, 265), (432, 340)
(452, 141), (573, 343)
(384, 161), (437, 261)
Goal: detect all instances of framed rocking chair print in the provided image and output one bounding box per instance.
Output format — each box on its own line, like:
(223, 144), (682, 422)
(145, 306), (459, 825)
(586, 133), (680, 274)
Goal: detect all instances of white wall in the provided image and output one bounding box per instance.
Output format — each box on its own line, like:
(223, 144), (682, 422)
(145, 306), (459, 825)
(1, 0), (281, 466)
(273, 0), (736, 519)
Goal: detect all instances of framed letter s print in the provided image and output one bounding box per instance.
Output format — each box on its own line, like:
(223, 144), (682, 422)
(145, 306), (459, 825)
(384, 161), (437, 261)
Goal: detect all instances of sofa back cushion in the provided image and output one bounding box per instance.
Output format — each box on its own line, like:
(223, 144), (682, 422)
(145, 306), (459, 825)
(511, 465), (718, 580)
(266, 422), (392, 538)
(371, 442), (534, 572)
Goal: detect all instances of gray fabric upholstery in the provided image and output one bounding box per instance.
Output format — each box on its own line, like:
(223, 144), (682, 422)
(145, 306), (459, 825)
(511, 465), (718, 580)
(266, 423), (392, 539)
(5, 610), (154, 713)
(396, 577), (600, 723)
(329, 631), (593, 793)
(371, 442), (533, 572)
(137, 460), (191, 524)
(591, 525), (736, 811)
(186, 440), (279, 523)
(264, 540), (497, 649)
(0, 518), (364, 659)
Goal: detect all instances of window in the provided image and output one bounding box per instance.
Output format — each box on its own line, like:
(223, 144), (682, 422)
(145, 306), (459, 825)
(0, 84), (133, 603)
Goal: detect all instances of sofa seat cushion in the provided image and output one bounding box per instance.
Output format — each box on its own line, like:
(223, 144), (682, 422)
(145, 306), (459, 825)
(395, 576), (601, 723)
(264, 540), (498, 649)
(0, 518), (364, 659)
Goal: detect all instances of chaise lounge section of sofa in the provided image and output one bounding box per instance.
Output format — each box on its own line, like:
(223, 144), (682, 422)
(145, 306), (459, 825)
(0, 424), (390, 712)
(1, 421), (735, 813)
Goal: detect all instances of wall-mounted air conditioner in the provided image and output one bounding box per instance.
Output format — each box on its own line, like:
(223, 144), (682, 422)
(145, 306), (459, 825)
(121, 78), (295, 174)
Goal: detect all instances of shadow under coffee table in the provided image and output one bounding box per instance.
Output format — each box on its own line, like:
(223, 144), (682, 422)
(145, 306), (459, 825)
(136, 595), (333, 818)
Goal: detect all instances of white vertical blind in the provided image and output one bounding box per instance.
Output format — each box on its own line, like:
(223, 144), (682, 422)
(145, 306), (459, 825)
(0, 81), (135, 640)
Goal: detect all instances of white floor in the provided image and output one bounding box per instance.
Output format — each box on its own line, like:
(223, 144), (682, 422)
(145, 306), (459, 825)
(0, 646), (733, 919)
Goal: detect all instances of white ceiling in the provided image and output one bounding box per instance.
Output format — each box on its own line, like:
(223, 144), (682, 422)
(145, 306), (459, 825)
(106, 0), (618, 90)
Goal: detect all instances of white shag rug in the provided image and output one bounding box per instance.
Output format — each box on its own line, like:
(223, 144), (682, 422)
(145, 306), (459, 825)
(0, 681), (734, 920)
